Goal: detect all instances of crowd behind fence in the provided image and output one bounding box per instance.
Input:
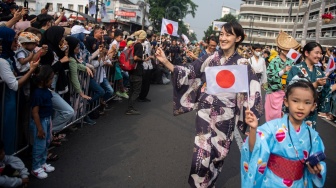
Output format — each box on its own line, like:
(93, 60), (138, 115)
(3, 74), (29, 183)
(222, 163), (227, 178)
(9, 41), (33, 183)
(0, 64), (116, 155)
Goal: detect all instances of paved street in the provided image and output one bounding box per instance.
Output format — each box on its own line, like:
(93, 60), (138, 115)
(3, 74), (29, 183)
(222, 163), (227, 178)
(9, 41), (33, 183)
(30, 84), (336, 188)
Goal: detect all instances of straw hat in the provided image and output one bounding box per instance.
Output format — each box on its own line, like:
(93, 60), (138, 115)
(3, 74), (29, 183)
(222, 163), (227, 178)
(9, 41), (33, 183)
(276, 31), (300, 51)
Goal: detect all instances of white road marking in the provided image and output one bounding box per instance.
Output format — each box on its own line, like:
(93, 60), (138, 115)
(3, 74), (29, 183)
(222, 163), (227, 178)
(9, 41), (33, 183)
(234, 125), (244, 152)
(320, 118), (336, 128)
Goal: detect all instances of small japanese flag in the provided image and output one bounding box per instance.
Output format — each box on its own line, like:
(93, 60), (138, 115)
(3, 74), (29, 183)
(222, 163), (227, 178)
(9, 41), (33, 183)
(205, 65), (249, 94)
(326, 55), (335, 73)
(286, 49), (301, 62)
(181, 34), (190, 44)
(160, 18), (179, 37)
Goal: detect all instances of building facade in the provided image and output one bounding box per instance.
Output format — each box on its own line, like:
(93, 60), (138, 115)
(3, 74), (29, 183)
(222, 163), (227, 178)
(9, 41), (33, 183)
(239, 0), (336, 47)
(14, 0), (150, 32)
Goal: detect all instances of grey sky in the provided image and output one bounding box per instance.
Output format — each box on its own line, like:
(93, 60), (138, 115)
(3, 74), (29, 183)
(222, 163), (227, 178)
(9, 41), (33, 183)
(184, 0), (242, 41)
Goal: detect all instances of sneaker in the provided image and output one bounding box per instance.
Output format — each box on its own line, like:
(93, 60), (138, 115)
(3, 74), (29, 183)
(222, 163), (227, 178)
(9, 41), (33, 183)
(31, 168), (48, 179)
(125, 109), (141, 115)
(116, 91), (129, 99)
(83, 116), (96, 125)
(42, 163), (55, 173)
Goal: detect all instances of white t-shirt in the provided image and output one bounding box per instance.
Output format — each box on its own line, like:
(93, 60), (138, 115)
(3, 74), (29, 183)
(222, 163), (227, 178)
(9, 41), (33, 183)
(16, 51), (30, 73)
(109, 40), (119, 52)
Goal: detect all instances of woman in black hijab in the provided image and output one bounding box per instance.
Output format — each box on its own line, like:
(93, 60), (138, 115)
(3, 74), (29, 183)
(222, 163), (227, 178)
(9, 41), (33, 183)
(40, 26), (74, 134)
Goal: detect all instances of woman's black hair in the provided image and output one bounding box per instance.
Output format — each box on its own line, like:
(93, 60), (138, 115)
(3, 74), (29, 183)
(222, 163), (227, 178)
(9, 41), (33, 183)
(208, 36), (219, 45)
(32, 65), (54, 88)
(34, 14), (54, 29)
(252, 43), (262, 50)
(302, 42), (323, 59)
(221, 22), (245, 49)
(285, 78), (318, 102)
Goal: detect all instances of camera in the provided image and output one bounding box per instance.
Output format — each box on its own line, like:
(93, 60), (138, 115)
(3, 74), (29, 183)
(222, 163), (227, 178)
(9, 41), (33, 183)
(306, 151), (326, 167)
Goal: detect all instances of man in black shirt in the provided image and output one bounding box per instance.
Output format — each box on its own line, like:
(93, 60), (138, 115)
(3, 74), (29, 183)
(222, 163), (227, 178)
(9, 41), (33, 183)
(125, 30), (147, 115)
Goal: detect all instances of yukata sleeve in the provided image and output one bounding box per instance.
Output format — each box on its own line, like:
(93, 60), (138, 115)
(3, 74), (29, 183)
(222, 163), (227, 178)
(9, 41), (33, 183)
(172, 54), (209, 116)
(266, 59), (282, 87)
(236, 59), (263, 133)
(286, 66), (298, 84)
(305, 132), (326, 188)
(241, 122), (274, 187)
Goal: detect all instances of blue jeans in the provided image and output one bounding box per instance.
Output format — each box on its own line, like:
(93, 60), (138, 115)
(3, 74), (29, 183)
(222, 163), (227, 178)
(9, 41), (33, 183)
(2, 86), (17, 155)
(89, 78), (104, 104)
(100, 78), (114, 101)
(30, 117), (51, 171)
(51, 91), (74, 133)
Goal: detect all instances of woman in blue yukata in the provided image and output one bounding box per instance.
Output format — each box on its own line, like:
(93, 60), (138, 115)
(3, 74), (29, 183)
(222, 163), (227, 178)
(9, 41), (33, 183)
(155, 22), (263, 187)
(242, 78), (326, 188)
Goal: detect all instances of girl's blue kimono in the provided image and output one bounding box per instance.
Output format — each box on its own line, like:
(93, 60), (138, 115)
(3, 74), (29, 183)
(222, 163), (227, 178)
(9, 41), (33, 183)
(241, 115), (326, 188)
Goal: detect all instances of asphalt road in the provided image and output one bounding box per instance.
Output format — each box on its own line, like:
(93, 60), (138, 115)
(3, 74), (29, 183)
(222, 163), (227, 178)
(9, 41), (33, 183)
(29, 84), (336, 188)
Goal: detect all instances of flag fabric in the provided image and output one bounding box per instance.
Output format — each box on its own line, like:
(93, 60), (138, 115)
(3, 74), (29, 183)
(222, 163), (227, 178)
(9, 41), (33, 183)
(160, 18), (179, 37)
(326, 55), (335, 73)
(100, 3), (107, 19)
(205, 65), (249, 94)
(181, 34), (190, 44)
(286, 49), (301, 62)
(89, 0), (96, 15)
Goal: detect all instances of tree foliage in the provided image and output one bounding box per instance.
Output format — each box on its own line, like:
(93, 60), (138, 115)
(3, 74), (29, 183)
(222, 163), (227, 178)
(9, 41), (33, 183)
(148, 0), (198, 38)
(202, 13), (238, 41)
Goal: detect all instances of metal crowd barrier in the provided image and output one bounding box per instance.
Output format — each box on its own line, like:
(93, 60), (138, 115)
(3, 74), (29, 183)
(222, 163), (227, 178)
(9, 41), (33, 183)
(0, 62), (116, 155)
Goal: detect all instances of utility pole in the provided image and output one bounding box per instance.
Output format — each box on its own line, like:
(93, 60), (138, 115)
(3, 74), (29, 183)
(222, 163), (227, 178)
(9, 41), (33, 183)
(301, 1), (312, 47)
(316, 0), (326, 43)
(141, 0), (147, 30)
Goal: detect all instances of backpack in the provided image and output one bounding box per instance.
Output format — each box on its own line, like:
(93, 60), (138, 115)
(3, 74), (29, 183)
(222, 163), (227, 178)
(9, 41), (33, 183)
(119, 42), (139, 71)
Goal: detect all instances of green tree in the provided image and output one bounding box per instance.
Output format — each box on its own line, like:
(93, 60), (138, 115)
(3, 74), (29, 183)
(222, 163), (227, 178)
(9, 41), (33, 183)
(202, 13), (238, 41)
(148, 0), (198, 34)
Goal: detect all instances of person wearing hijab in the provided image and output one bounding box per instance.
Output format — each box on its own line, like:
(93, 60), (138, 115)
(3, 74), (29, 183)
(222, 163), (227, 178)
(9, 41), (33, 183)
(40, 26), (74, 134)
(82, 36), (105, 125)
(0, 27), (39, 154)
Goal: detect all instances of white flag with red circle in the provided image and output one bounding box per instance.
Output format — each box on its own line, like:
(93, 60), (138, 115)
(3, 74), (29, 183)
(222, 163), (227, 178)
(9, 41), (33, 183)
(326, 55), (335, 73)
(205, 65), (249, 94)
(286, 49), (301, 62)
(160, 18), (179, 37)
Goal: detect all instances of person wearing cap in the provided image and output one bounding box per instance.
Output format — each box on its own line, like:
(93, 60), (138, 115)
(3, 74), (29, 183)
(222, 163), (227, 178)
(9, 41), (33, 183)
(125, 30), (147, 115)
(15, 32), (40, 76)
(265, 31), (300, 122)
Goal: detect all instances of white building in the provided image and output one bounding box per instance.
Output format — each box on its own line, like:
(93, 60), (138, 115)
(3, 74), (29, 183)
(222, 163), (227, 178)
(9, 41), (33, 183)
(14, 0), (150, 32)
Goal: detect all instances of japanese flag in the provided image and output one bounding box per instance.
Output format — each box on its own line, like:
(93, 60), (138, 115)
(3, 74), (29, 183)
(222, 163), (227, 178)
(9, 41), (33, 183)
(181, 34), (190, 44)
(161, 18), (179, 37)
(205, 65), (249, 94)
(286, 49), (301, 62)
(326, 55), (335, 73)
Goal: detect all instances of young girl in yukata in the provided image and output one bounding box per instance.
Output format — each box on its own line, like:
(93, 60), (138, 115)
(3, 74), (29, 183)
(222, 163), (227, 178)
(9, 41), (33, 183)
(30, 65), (55, 179)
(242, 78), (326, 187)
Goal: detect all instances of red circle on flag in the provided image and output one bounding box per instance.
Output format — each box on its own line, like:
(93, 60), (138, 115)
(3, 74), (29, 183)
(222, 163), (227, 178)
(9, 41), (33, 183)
(291, 52), (298, 59)
(166, 23), (173, 35)
(216, 70), (235, 88)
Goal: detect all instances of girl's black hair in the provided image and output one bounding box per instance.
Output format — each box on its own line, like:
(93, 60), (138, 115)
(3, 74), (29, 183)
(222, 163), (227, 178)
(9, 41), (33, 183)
(221, 22), (245, 49)
(31, 65), (54, 89)
(302, 42), (323, 59)
(285, 78), (318, 102)
(34, 14), (54, 29)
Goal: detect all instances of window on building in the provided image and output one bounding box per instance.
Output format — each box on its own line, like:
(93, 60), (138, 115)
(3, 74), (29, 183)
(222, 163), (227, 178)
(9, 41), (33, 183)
(248, 1), (254, 5)
(78, 5), (83, 13)
(271, 2), (278, 7)
(271, 17), (276, 22)
(260, 32), (266, 36)
(254, 16), (260, 21)
(262, 16), (268, 21)
(68, 4), (74, 10)
(256, 1), (262, 5)
(264, 2), (270, 6)
(277, 18), (284, 22)
(57, 3), (62, 12)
